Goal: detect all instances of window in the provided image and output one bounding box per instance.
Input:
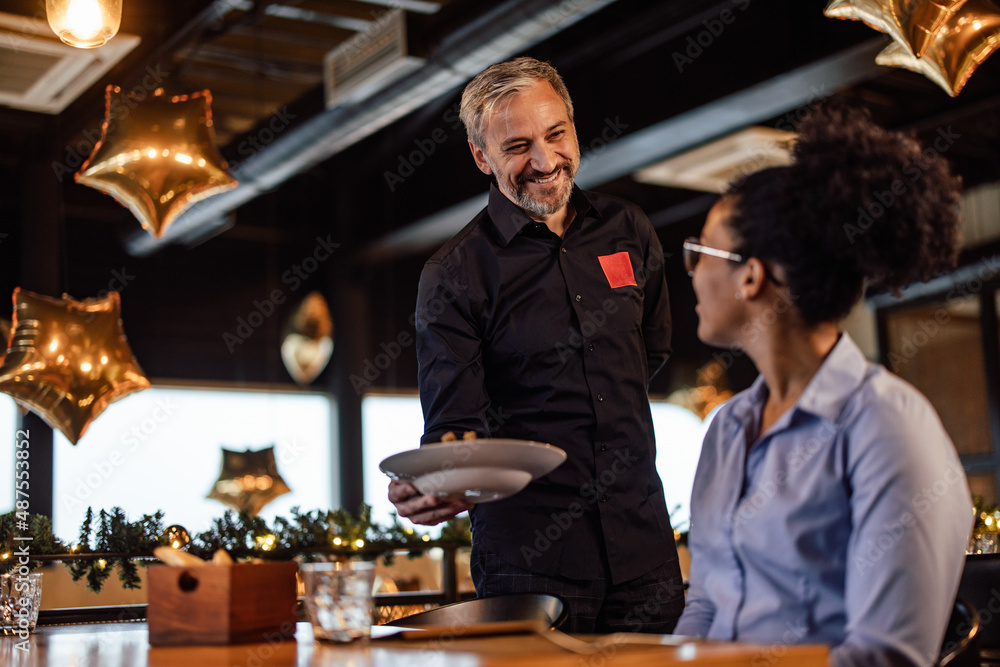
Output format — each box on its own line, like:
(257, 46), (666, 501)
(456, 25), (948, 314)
(361, 393), (426, 528)
(51, 386), (336, 540)
(360, 392), (713, 534)
(874, 258), (1000, 504)
(651, 400), (714, 532)
(0, 394), (16, 514)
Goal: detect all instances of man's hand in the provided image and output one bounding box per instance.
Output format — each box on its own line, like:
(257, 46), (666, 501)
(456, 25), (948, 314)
(388, 480), (473, 526)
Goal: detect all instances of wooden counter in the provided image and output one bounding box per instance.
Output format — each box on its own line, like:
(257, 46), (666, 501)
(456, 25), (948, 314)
(0, 622), (828, 667)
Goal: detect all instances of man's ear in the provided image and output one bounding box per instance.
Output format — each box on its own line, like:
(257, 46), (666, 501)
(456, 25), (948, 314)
(469, 141), (493, 175)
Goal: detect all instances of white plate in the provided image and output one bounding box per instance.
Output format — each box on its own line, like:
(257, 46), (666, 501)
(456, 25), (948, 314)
(413, 466), (533, 503)
(379, 439), (567, 483)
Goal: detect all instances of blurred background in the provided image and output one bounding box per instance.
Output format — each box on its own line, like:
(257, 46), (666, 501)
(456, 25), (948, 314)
(1, 0), (999, 559)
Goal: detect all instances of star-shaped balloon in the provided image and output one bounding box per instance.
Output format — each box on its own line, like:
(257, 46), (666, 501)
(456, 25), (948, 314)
(0, 288), (151, 444)
(207, 446), (292, 516)
(0, 318), (9, 365)
(875, 0), (1000, 95)
(75, 85), (237, 238)
(825, 0), (969, 57)
(280, 292), (334, 386)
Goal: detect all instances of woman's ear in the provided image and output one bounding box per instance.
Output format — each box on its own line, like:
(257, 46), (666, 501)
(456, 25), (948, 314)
(740, 258), (770, 300)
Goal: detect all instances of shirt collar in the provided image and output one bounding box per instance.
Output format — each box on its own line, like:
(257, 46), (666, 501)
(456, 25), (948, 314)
(728, 332), (869, 426)
(487, 182), (598, 247)
(796, 332), (868, 423)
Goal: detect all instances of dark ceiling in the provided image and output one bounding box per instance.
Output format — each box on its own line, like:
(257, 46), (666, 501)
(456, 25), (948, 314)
(2, 0), (1000, 396)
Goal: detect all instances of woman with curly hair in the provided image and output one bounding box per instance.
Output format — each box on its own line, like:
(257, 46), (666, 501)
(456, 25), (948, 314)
(673, 106), (973, 666)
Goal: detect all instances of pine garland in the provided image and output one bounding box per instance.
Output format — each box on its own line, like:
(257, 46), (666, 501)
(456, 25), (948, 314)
(0, 505), (471, 592)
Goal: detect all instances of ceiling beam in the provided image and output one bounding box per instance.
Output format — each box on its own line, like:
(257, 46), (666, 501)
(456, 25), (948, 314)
(126, 0), (621, 255)
(354, 0), (441, 14)
(359, 37), (891, 263)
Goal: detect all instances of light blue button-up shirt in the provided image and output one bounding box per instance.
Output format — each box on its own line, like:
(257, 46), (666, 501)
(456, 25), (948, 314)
(675, 334), (973, 666)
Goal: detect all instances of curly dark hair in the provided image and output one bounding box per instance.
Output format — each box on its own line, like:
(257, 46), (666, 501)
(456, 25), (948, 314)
(726, 105), (962, 326)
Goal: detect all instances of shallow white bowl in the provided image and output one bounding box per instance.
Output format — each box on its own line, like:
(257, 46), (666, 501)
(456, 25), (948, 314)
(413, 466), (533, 503)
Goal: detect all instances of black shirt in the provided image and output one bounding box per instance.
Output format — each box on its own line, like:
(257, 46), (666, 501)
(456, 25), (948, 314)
(415, 184), (677, 584)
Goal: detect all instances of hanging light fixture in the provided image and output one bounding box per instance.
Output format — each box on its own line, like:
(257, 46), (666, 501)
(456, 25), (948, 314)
(46, 0), (122, 48)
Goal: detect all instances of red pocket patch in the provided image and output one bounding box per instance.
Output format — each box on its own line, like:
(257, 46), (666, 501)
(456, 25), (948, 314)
(598, 252), (637, 289)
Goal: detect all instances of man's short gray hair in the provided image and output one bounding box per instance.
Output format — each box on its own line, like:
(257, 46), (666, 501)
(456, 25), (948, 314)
(459, 57), (574, 149)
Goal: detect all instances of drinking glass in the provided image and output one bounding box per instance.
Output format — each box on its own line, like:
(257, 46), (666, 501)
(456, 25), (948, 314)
(300, 561), (376, 642)
(0, 572), (43, 636)
(969, 532), (1000, 555)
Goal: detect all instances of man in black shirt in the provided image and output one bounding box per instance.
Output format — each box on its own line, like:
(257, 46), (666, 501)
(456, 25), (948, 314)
(388, 57), (684, 633)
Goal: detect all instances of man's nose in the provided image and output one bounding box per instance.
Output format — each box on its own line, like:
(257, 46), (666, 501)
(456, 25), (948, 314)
(529, 142), (559, 173)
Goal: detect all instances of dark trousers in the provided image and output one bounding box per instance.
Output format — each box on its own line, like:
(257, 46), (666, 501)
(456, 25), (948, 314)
(470, 538), (685, 634)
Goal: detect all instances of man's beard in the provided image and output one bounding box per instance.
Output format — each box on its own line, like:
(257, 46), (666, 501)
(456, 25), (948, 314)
(494, 159), (578, 219)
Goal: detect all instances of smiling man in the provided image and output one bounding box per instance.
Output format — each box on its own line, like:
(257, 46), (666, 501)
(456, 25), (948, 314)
(388, 57), (684, 633)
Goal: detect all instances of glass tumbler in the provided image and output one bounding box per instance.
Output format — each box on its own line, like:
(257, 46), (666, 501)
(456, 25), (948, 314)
(300, 561), (376, 642)
(0, 572), (43, 636)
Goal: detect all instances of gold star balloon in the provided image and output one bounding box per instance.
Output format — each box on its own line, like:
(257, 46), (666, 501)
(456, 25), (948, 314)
(0, 318), (9, 364)
(0, 288), (151, 444)
(75, 85), (237, 238)
(825, 0), (969, 57)
(280, 291), (334, 386)
(875, 0), (1000, 95)
(207, 446), (292, 516)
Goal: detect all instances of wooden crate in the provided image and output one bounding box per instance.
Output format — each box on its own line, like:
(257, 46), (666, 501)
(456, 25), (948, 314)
(147, 562), (299, 646)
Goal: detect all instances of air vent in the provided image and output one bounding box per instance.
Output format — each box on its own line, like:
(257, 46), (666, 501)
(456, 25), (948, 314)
(0, 12), (139, 114)
(634, 127), (797, 193)
(323, 8), (424, 109)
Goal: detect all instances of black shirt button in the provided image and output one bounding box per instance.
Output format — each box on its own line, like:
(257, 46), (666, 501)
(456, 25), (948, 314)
(575, 294), (582, 302)
(600, 494), (608, 503)
(597, 394), (604, 402)
(599, 443), (606, 452)
(588, 343), (595, 352)
(561, 248), (567, 253)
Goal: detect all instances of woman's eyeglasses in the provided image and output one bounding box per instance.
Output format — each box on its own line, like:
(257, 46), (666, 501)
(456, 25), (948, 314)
(682, 238), (744, 276)
(682, 237), (785, 286)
